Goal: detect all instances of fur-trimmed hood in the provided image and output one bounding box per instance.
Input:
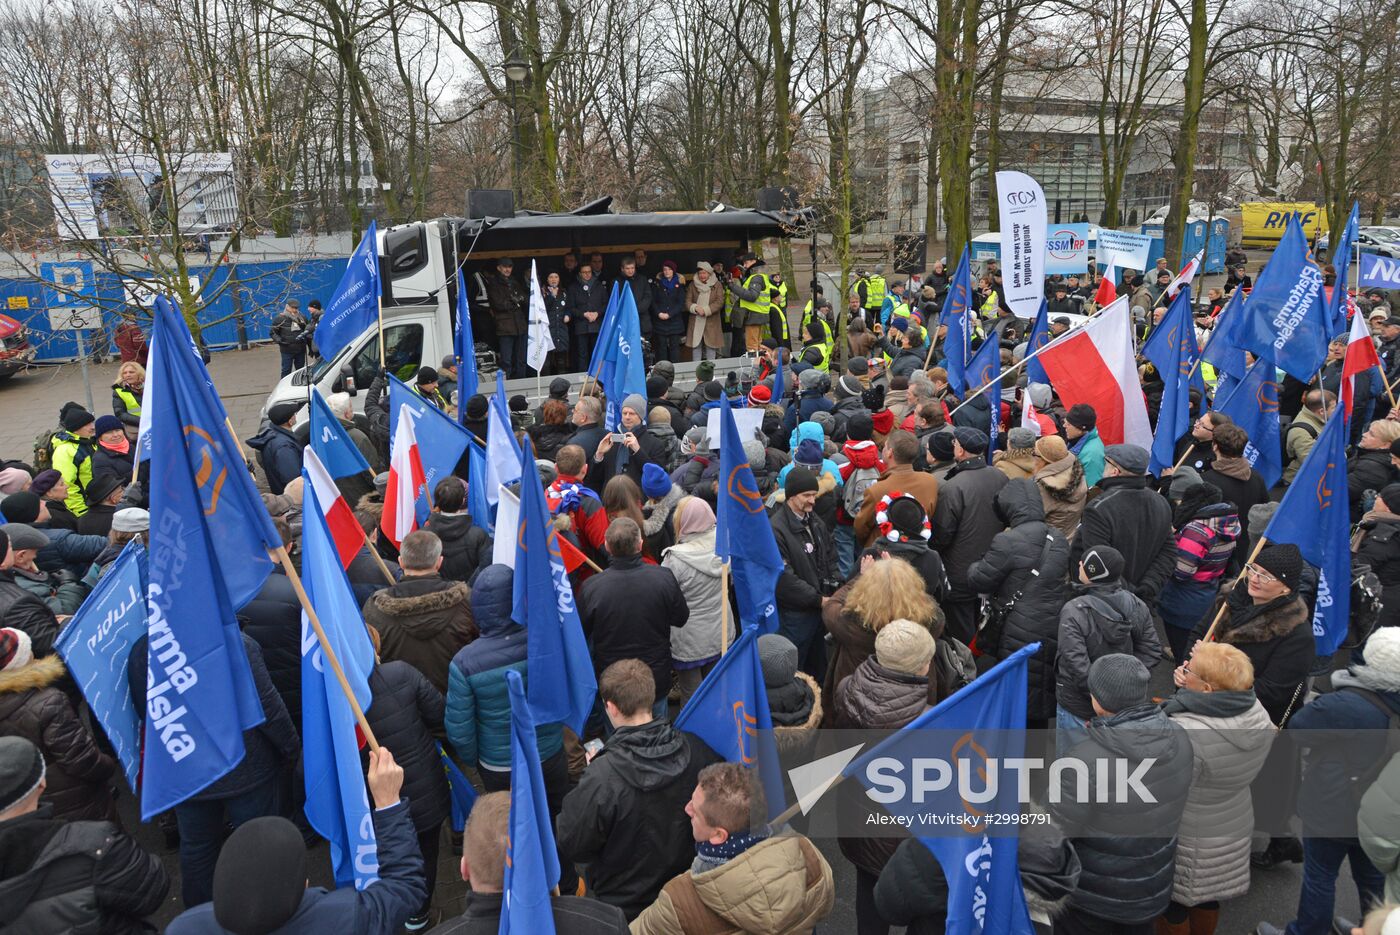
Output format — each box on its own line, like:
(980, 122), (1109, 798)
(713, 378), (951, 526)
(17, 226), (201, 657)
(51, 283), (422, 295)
(773, 670), (824, 753)
(642, 485), (685, 537)
(769, 471), (838, 507)
(1219, 581), (1310, 644)
(0, 654), (66, 695)
(365, 577), (470, 620)
(1034, 454), (1085, 502)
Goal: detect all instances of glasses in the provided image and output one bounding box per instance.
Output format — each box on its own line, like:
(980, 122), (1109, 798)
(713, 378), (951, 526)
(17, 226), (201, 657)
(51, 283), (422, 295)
(1244, 564), (1278, 583)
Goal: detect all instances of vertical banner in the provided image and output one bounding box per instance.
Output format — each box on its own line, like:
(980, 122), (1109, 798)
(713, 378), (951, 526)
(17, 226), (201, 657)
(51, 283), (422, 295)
(995, 171), (1047, 320)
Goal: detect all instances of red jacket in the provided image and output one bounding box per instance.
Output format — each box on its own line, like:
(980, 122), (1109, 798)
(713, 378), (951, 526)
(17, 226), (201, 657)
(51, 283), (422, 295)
(837, 441), (886, 524)
(547, 474), (609, 574)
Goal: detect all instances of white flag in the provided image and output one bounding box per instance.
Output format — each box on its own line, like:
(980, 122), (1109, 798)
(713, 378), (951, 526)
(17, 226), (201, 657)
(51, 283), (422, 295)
(1020, 392), (1042, 436)
(491, 486), (520, 568)
(995, 170), (1048, 320)
(526, 259), (554, 372)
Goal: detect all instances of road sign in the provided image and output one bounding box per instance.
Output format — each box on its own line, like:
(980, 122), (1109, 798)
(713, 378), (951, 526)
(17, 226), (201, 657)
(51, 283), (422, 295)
(46, 306), (103, 331)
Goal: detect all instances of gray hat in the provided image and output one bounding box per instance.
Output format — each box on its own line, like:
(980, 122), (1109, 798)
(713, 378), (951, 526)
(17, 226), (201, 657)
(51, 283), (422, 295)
(621, 393), (648, 420)
(742, 439), (766, 471)
(374, 472), (390, 495)
(1104, 443), (1149, 475)
(1026, 382), (1052, 410)
(0, 736), (45, 813)
(757, 633), (799, 689)
(811, 411), (836, 438)
(835, 375), (862, 399)
(440, 354), (457, 370)
(1168, 465), (1202, 501)
(1007, 427), (1037, 450)
(682, 426), (709, 455)
(1248, 501), (1279, 539)
(799, 368), (823, 391)
(111, 508), (150, 533)
(1088, 654), (1150, 713)
(954, 427), (989, 455)
(3, 524), (49, 552)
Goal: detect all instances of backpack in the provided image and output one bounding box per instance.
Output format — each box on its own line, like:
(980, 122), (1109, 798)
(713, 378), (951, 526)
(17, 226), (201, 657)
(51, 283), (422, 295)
(1281, 418), (1318, 465)
(842, 463), (881, 518)
(32, 429), (57, 472)
(1350, 561), (1384, 649)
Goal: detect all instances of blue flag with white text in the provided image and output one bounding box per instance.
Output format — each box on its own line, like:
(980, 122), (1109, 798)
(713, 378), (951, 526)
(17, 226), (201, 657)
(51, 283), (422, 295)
(502, 670), (561, 935)
(309, 388), (371, 479)
(600, 285), (647, 430)
(943, 247), (974, 396)
(454, 266), (480, 421)
(845, 644), (1040, 935)
(1237, 215), (1330, 381)
(1329, 203), (1360, 334)
(716, 395), (783, 632)
(673, 626), (786, 820)
(967, 330), (1001, 463)
(513, 437), (596, 736)
(587, 282), (622, 378)
(317, 221), (380, 362)
(300, 482), (379, 889)
(389, 374), (471, 523)
(1144, 286), (1200, 475)
(141, 296), (281, 820)
(1024, 298), (1051, 386)
(1263, 404), (1351, 656)
(1215, 358), (1283, 488)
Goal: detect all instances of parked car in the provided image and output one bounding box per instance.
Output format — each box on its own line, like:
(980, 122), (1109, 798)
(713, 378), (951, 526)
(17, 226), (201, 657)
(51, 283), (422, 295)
(0, 314), (33, 381)
(1315, 226), (1400, 262)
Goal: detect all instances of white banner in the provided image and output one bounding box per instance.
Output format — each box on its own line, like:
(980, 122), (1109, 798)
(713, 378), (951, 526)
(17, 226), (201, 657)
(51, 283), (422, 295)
(526, 258), (554, 372)
(1096, 229), (1154, 273)
(492, 485), (520, 569)
(995, 171), (1047, 320)
(44, 152), (236, 241)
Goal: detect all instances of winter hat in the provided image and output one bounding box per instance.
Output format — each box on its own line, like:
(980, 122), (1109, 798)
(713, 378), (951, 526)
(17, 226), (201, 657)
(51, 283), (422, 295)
(1007, 427), (1037, 451)
(652, 359), (677, 384)
(0, 492), (41, 524)
(696, 360), (716, 383)
(748, 384), (772, 406)
(4, 524), (49, 553)
(861, 384), (886, 412)
(784, 467), (819, 499)
(641, 462), (673, 500)
(885, 495), (931, 541)
(1358, 628), (1400, 679)
(954, 427), (989, 454)
(835, 374), (862, 399)
(84, 473), (124, 506)
(1088, 654), (1150, 713)
(758, 633), (800, 689)
(871, 409), (895, 435)
(1033, 435), (1069, 463)
(549, 377), (571, 399)
(683, 426), (709, 454)
(846, 357), (870, 377)
(416, 366), (439, 386)
(212, 816), (308, 935)
(1081, 545), (1125, 583)
(1254, 543), (1303, 591)
(799, 368), (823, 392)
(0, 628), (33, 671)
(847, 412), (874, 442)
(811, 411), (836, 439)
(112, 508), (150, 533)
(508, 394), (528, 414)
(93, 415), (124, 436)
(875, 619), (936, 676)
(702, 380), (724, 402)
(1103, 443), (1149, 475)
(646, 374), (668, 399)
(621, 393), (648, 421)
(0, 736), (45, 814)
(27, 469), (62, 498)
(793, 439), (824, 469)
(888, 316), (909, 334)
(928, 431), (956, 461)
(742, 439), (766, 473)
(0, 468), (31, 496)
(373, 472), (390, 495)
(61, 406), (94, 432)
(1065, 403), (1097, 432)
(461, 395), (487, 420)
(1378, 483), (1400, 513)
(1027, 382), (1053, 410)
(267, 402), (300, 426)
(1169, 465), (1203, 501)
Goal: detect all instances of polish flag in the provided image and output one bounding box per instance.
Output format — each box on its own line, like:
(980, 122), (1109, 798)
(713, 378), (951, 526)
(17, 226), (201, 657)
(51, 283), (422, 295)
(383, 404), (428, 548)
(304, 447), (363, 569)
(1020, 392), (1042, 436)
(1165, 250), (1203, 299)
(1094, 262), (1117, 307)
(1035, 296), (1152, 448)
(1342, 304), (1383, 420)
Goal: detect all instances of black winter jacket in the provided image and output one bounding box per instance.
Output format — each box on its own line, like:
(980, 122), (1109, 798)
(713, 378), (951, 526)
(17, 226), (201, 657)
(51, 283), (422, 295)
(0, 572), (60, 655)
(771, 504), (839, 613)
(526, 422), (576, 462)
(1070, 474), (1175, 602)
(1056, 582), (1161, 720)
(567, 279), (607, 336)
(237, 571), (304, 732)
(577, 554), (689, 699)
(1356, 512), (1400, 630)
(1349, 448), (1398, 522)
(620, 274), (654, 335)
(966, 480), (1070, 721)
(364, 661), (450, 833)
(425, 512), (493, 585)
(555, 721), (721, 919)
(246, 424), (303, 495)
(1190, 583), (1314, 724)
(1053, 704), (1192, 924)
(652, 277), (687, 335)
(931, 457), (1010, 591)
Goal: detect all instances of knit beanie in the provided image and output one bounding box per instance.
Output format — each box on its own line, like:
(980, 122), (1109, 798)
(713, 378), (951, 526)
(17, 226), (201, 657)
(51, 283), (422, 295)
(416, 365), (439, 385)
(871, 409), (895, 436)
(0, 627), (32, 671)
(1254, 543), (1303, 591)
(928, 431), (956, 461)
(61, 406), (94, 432)
(1027, 382), (1052, 410)
(748, 384), (772, 407)
(0, 468), (30, 496)
(0, 736), (45, 814)
(465, 395), (489, 419)
(742, 439), (766, 472)
(621, 393), (648, 421)
(0, 492), (41, 524)
(93, 414), (124, 436)
(1169, 465), (1203, 501)
(1359, 628), (1400, 681)
(799, 368), (823, 392)
(875, 619), (936, 676)
(847, 412), (874, 442)
(1081, 545), (1125, 582)
(1087, 654), (1150, 713)
(811, 411), (835, 439)
(1379, 483), (1400, 513)
(1034, 435), (1069, 463)
(641, 462), (672, 500)
(793, 439), (824, 470)
(696, 360), (716, 383)
(27, 469), (62, 498)
(835, 374), (862, 399)
(646, 374), (668, 399)
(784, 467), (819, 499)
(1065, 403), (1097, 432)
(212, 816), (308, 935)
(757, 633), (800, 689)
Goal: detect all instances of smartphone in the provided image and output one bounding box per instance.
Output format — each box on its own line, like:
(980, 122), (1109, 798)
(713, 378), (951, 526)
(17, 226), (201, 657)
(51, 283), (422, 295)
(583, 738), (605, 762)
(609, 433), (627, 443)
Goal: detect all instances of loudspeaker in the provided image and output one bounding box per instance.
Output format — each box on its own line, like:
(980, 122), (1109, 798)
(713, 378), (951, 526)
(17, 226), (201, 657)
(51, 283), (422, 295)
(756, 186), (799, 211)
(467, 189), (515, 219)
(893, 234), (927, 275)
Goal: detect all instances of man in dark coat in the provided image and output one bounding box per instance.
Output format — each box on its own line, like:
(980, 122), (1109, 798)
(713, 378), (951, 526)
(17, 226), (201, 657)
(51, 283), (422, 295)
(0, 737), (169, 935)
(1202, 423), (1270, 532)
(591, 393), (668, 488)
(269, 298), (311, 377)
(577, 518), (689, 716)
(166, 748), (426, 934)
(618, 256), (654, 338)
(1355, 483), (1400, 631)
(0, 531), (60, 655)
(424, 477), (492, 584)
(568, 263), (608, 370)
(484, 257), (528, 378)
(1052, 655), (1192, 934)
(1069, 443), (1175, 603)
(567, 397), (609, 465)
(246, 402), (304, 495)
(771, 468), (840, 679)
(236, 570), (304, 732)
(556, 659), (721, 921)
(76, 472), (126, 538)
(931, 428), (1010, 643)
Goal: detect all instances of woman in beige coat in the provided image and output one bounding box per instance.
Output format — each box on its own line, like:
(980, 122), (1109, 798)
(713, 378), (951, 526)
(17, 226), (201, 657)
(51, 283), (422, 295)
(685, 262), (726, 361)
(1032, 434), (1087, 538)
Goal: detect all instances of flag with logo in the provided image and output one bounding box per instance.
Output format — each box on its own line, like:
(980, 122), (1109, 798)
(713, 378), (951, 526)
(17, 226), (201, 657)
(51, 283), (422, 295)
(309, 388), (371, 480)
(599, 284), (647, 430)
(1143, 286), (1200, 475)
(526, 259), (554, 373)
(454, 265), (480, 421)
(141, 296), (282, 820)
(1328, 203), (1360, 333)
(1024, 298), (1051, 385)
(316, 221), (380, 362)
(716, 394), (783, 632)
(587, 282), (621, 378)
(1237, 214), (1330, 381)
(501, 670), (561, 935)
(389, 374), (471, 521)
(943, 247), (974, 396)
(1214, 357), (1283, 488)
(966, 333), (1001, 463)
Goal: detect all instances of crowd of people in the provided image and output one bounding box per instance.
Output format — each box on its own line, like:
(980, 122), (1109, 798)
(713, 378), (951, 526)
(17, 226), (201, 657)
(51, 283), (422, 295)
(5, 246), (1400, 935)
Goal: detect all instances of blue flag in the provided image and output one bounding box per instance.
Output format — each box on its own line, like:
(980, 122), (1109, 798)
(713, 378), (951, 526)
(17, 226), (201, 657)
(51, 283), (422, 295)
(967, 332), (1001, 463)
(466, 438), (493, 534)
(1237, 215), (1330, 381)
(486, 371), (522, 509)
(502, 670), (561, 935)
(1144, 286), (1201, 475)
(673, 627), (786, 820)
(309, 388), (370, 479)
(1024, 298), (1051, 386)
(943, 247), (975, 396)
(141, 296), (281, 820)
(1214, 358), (1283, 487)
(389, 374), (471, 523)
(1202, 288), (1249, 384)
(600, 285), (647, 431)
(1329, 203), (1360, 334)
(844, 644), (1040, 935)
(773, 347), (785, 403)
(1263, 404), (1351, 656)
(588, 282), (622, 377)
(300, 480), (379, 889)
(716, 395), (783, 632)
(55, 540), (147, 789)
(438, 743), (478, 833)
(317, 221), (381, 362)
(513, 436), (597, 736)
(455, 266), (480, 422)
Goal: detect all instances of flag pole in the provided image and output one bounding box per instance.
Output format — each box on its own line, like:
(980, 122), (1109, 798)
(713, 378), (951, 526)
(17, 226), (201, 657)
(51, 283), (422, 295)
(270, 545), (381, 751)
(1201, 537), (1268, 644)
(358, 527), (398, 586)
(377, 297), (386, 368)
(719, 562), (732, 657)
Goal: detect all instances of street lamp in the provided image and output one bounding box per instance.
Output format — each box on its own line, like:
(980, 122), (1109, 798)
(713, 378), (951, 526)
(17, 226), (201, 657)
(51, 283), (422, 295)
(502, 49), (529, 206)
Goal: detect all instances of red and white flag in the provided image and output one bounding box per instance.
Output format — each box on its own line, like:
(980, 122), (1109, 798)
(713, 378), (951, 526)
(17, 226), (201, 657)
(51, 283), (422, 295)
(1165, 250), (1203, 299)
(1342, 304), (1383, 420)
(1036, 296), (1152, 448)
(1020, 391), (1042, 436)
(382, 403), (428, 548)
(304, 447), (363, 569)
(1094, 262), (1117, 308)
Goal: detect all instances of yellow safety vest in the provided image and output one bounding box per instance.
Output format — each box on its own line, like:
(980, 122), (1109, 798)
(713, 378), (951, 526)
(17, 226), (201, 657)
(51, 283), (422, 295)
(739, 271), (773, 320)
(806, 341), (831, 372)
(866, 275), (886, 310)
(979, 290), (1000, 319)
(113, 385), (141, 417)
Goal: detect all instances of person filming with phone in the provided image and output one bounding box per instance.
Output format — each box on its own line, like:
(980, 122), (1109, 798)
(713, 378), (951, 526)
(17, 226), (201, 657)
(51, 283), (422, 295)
(592, 393), (666, 486)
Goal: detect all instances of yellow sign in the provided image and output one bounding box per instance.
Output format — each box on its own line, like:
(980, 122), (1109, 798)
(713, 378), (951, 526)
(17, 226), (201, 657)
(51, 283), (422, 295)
(1240, 202), (1328, 247)
(7, 296), (28, 310)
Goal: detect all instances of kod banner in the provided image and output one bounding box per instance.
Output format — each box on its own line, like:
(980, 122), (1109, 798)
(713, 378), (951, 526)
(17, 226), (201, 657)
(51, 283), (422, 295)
(1360, 253), (1400, 291)
(1096, 229), (1153, 272)
(1044, 224), (1090, 275)
(995, 171), (1047, 320)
